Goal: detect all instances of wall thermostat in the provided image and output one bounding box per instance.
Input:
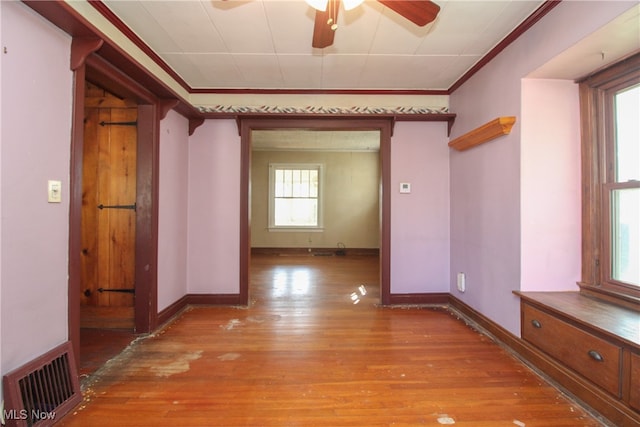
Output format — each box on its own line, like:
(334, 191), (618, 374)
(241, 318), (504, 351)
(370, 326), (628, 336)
(400, 183), (411, 193)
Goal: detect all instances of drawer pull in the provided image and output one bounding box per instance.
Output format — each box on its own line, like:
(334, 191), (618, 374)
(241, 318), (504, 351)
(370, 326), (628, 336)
(531, 319), (542, 329)
(588, 350), (604, 362)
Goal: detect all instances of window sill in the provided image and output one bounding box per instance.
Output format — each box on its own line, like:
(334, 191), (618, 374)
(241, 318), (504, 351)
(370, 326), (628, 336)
(578, 282), (640, 311)
(268, 227), (324, 232)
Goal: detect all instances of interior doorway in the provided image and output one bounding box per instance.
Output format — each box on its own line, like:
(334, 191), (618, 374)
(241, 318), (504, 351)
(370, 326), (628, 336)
(249, 128), (382, 300)
(239, 118), (393, 306)
(68, 49), (160, 374)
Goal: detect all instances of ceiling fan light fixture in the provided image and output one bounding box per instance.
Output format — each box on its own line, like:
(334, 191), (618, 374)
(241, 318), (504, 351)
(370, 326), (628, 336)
(342, 0), (365, 10)
(305, 0), (329, 12)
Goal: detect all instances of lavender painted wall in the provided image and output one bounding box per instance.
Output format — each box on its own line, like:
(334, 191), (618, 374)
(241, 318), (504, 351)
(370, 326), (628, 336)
(0, 0), (4, 389)
(449, 1), (637, 336)
(391, 122), (450, 294)
(521, 79), (581, 292)
(185, 120), (450, 297)
(187, 120), (240, 294)
(1, 1), (72, 373)
(158, 110), (190, 311)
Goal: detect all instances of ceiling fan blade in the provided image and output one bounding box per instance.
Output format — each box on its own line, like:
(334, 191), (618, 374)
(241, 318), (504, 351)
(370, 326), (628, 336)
(312, 0), (341, 48)
(377, 0), (440, 27)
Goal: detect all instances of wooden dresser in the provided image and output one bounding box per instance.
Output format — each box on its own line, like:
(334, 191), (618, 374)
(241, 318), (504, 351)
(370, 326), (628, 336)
(516, 292), (640, 426)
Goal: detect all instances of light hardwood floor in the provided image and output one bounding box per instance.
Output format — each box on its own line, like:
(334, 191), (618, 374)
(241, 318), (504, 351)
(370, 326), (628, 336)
(59, 255), (606, 426)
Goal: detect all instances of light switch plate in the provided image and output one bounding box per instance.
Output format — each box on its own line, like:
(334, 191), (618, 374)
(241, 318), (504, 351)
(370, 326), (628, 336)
(48, 180), (62, 203)
(399, 182), (411, 193)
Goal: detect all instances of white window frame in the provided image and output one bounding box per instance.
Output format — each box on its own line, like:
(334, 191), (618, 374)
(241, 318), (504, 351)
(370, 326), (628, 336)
(268, 163), (324, 232)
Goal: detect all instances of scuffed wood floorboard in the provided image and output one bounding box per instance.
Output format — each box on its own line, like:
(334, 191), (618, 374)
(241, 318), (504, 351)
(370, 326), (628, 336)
(60, 255), (605, 426)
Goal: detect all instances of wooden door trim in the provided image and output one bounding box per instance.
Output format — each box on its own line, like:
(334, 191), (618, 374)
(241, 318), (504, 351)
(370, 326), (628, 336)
(239, 118), (392, 305)
(69, 62), (87, 365)
(135, 104), (159, 333)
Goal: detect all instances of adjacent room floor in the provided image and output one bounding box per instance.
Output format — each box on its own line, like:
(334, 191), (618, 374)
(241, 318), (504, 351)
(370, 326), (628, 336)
(79, 328), (138, 378)
(60, 254), (606, 426)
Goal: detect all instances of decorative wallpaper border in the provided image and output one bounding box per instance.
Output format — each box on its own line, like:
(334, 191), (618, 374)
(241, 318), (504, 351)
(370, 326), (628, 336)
(197, 105), (450, 115)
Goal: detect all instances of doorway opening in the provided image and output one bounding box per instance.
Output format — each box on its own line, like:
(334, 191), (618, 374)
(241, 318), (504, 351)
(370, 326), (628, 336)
(239, 118), (393, 307)
(69, 52), (159, 376)
(249, 128), (382, 303)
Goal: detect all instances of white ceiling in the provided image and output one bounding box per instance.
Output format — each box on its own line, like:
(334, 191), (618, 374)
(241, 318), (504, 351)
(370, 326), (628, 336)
(101, 0), (549, 91)
(95, 1), (639, 150)
(528, 4), (640, 80)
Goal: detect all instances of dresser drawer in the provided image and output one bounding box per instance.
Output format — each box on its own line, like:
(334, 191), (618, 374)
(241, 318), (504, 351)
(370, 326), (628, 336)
(630, 352), (640, 411)
(522, 303), (622, 396)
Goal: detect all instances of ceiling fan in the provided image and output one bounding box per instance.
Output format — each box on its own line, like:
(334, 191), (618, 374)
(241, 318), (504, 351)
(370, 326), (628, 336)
(307, 0), (441, 48)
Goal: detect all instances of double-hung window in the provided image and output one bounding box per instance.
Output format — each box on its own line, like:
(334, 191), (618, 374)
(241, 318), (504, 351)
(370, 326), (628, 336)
(269, 164), (323, 230)
(579, 54), (640, 303)
(606, 85), (639, 287)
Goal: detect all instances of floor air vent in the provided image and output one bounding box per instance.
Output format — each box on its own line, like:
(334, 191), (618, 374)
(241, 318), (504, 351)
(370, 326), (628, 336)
(2, 341), (82, 427)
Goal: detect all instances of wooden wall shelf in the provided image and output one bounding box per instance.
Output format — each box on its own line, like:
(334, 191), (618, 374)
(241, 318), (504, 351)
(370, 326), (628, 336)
(448, 116), (516, 151)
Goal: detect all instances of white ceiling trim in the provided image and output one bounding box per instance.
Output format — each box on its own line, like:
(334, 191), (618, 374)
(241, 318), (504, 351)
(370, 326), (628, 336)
(64, 0), (192, 100)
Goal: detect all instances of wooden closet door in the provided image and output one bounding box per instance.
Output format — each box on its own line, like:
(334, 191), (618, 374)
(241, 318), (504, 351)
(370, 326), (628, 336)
(81, 84), (137, 329)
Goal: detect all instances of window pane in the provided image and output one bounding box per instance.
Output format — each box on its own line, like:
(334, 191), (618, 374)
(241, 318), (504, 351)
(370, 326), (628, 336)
(292, 170), (309, 197)
(275, 169), (284, 197)
(310, 170), (318, 197)
(274, 198), (318, 226)
(291, 170), (300, 197)
(611, 187), (639, 286)
(615, 85), (640, 182)
(301, 170), (310, 197)
(283, 170), (292, 197)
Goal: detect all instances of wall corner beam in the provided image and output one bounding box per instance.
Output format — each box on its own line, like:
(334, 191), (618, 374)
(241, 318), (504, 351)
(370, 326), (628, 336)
(159, 99), (180, 120)
(70, 38), (103, 71)
(189, 118), (205, 136)
(448, 116), (516, 151)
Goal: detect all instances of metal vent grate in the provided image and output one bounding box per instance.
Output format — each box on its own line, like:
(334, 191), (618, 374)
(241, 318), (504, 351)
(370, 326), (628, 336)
(3, 341), (82, 427)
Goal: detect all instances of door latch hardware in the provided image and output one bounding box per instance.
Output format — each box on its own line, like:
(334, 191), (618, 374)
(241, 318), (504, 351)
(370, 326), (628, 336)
(99, 121), (137, 126)
(97, 288), (135, 294)
(97, 203), (136, 211)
